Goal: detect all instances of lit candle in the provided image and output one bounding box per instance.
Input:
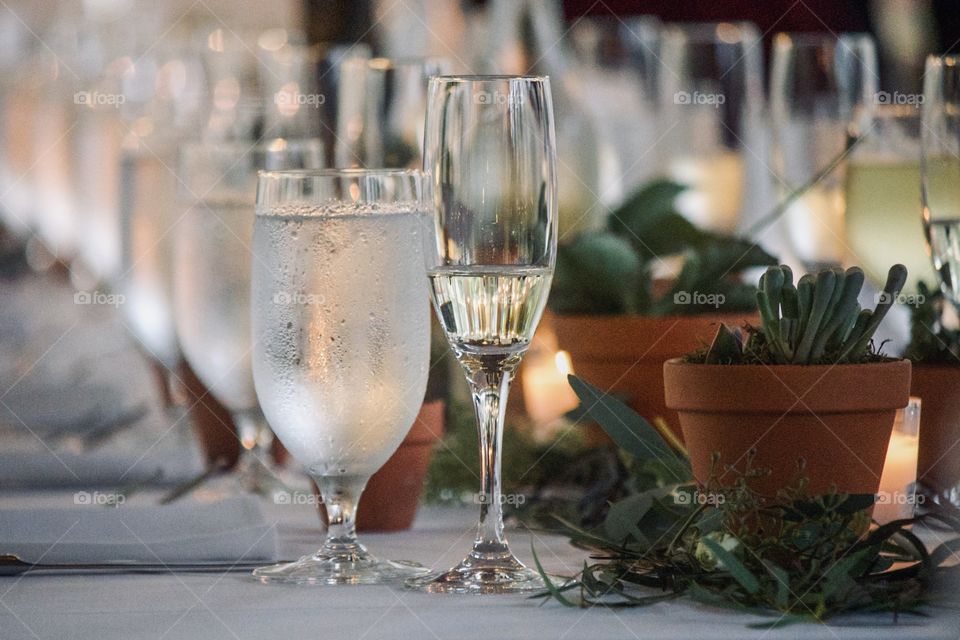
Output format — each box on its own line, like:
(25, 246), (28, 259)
(875, 398), (921, 525)
(521, 349), (580, 439)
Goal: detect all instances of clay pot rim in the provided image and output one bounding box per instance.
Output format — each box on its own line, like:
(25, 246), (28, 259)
(551, 313), (759, 361)
(663, 357), (912, 413)
(910, 361), (960, 372)
(550, 312), (756, 324)
(663, 356), (910, 372)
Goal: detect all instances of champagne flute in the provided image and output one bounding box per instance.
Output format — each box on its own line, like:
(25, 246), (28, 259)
(408, 76), (557, 594)
(250, 169), (431, 584)
(770, 32), (877, 270)
(173, 138), (323, 492)
(922, 55), (960, 301)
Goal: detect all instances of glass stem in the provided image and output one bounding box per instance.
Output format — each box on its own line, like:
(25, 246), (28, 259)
(315, 475), (368, 558)
(465, 354), (520, 553)
(233, 408), (274, 461)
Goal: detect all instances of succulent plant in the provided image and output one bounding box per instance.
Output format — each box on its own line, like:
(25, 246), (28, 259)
(702, 263), (908, 365)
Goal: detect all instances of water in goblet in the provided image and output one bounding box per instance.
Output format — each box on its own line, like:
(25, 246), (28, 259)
(251, 192), (430, 585)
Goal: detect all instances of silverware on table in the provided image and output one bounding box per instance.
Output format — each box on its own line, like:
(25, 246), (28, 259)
(0, 554), (281, 576)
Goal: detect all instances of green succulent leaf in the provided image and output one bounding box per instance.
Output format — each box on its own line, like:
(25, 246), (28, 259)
(704, 324), (742, 364)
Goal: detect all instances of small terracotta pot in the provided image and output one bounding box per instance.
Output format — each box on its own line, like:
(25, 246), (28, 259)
(551, 312), (755, 441)
(911, 364), (960, 493)
(664, 358), (912, 498)
(315, 400), (445, 532)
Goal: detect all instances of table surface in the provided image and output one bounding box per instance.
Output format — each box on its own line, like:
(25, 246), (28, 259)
(1, 493), (958, 640)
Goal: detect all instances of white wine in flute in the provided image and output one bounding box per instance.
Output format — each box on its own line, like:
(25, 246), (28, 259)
(427, 266), (552, 358)
(252, 206), (430, 478)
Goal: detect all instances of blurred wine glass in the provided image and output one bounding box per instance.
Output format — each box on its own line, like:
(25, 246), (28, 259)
(29, 18), (83, 270)
(258, 40), (370, 150)
(845, 105), (936, 293)
(118, 30), (209, 378)
(173, 138), (324, 492)
(658, 22), (764, 234)
(0, 48), (43, 245)
(334, 57), (449, 169)
(770, 32), (877, 271)
(921, 55), (960, 303)
(0, 12), (33, 244)
(568, 15), (661, 202)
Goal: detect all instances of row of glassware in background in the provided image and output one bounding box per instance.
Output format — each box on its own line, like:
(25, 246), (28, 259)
(3, 3), (954, 287)
(1, 3), (960, 479)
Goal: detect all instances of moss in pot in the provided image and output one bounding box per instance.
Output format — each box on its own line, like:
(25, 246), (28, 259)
(664, 264), (912, 499)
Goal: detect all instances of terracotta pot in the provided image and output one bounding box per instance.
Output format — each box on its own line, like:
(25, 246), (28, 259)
(551, 312), (756, 440)
(316, 400), (445, 532)
(173, 360), (241, 469)
(664, 358), (912, 498)
(911, 365), (960, 493)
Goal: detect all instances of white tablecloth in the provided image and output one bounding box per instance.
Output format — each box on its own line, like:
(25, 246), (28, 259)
(1, 493), (957, 640)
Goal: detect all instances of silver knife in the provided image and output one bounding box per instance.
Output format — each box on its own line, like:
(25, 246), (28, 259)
(0, 554), (281, 576)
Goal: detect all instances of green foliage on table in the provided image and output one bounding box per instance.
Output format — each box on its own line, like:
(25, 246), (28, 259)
(423, 401), (590, 506)
(533, 376), (960, 625)
(690, 264), (907, 365)
(549, 180), (777, 316)
(904, 281), (960, 364)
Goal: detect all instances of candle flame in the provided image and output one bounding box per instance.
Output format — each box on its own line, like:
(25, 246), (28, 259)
(554, 350), (573, 376)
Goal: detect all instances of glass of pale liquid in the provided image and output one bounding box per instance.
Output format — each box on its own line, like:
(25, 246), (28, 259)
(769, 32), (877, 270)
(250, 169), (431, 585)
(844, 105), (938, 292)
(407, 76), (557, 594)
(173, 139), (324, 492)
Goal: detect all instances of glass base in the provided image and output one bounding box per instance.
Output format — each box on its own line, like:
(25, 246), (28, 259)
(234, 450), (288, 496)
(405, 547), (547, 594)
(253, 546), (427, 586)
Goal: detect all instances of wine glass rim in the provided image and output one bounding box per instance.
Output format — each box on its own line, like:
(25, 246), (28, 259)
(345, 55), (448, 70)
(429, 74), (549, 82)
(928, 53), (960, 67)
(661, 21), (760, 43)
(182, 137), (324, 154)
(773, 31), (873, 46)
(257, 167), (423, 179)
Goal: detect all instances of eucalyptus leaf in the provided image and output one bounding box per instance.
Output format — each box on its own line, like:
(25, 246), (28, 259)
(604, 493), (653, 544)
(701, 537), (760, 594)
(568, 375), (684, 467)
